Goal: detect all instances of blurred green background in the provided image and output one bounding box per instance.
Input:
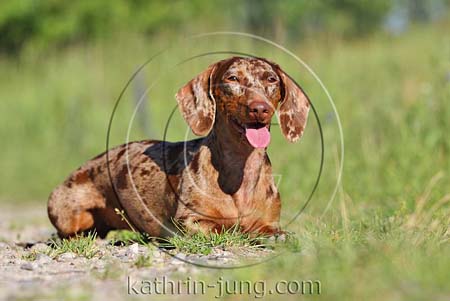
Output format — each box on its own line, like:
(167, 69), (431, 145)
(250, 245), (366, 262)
(0, 1), (449, 300)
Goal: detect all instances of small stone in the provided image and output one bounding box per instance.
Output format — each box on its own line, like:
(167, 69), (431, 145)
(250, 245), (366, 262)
(95, 249), (107, 257)
(95, 239), (109, 247)
(21, 262), (38, 271)
(111, 247), (125, 257)
(30, 243), (49, 253)
(126, 243), (139, 256)
(72, 257), (88, 265)
(219, 251), (233, 258)
(56, 252), (77, 262)
(91, 259), (107, 269)
(139, 246), (152, 255)
(35, 253), (52, 264)
(0, 242), (10, 250)
(121, 243), (140, 261)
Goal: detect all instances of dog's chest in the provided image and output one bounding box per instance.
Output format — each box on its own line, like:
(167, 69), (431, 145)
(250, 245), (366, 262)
(177, 146), (277, 223)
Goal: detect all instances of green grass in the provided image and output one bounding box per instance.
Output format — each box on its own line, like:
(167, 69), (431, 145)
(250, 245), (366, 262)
(160, 224), (265, 255)
(48, 231), (98, 259)
(0, 17), (449, 301)
(21, 251), (38, 261)
(133, 254), (153, 269)
(106, 229), (148, 247)
(158, 222), (303, 256)
(188, 189), (448, 300)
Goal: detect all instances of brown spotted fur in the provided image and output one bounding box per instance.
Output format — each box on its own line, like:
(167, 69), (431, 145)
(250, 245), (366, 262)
(47, 57), (310, 238)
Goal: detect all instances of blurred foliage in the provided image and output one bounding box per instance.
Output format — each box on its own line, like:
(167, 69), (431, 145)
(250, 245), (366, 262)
(247, 0), (392, 39)
(3, 0), (448, 55)
(0, 0), (396, 55)
(0, 0), (448, 204)
(0, 19), (448, 205)
(0, 0), (219, 54)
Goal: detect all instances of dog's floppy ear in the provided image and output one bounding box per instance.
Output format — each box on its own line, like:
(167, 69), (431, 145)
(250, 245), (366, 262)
(275, 66), (311, 142)
(175, 63), (217, 136)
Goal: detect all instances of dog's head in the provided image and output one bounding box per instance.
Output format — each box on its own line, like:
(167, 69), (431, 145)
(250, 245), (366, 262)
(176, 56), (310, 148)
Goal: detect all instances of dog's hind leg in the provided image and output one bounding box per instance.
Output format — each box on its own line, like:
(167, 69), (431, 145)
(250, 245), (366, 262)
(47, 170), (107, 238)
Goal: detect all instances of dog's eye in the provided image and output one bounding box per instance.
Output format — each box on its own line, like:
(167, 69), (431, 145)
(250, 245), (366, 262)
(267, 76), (278, 83)
(227, 75), (239, 82)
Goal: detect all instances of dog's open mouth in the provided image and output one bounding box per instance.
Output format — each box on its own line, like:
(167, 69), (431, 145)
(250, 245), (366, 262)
(230, 118), (271, 149)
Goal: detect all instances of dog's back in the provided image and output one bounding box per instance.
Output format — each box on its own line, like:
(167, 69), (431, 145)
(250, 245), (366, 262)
(47, 139), (197, 237)
(48, 56), (310, 238)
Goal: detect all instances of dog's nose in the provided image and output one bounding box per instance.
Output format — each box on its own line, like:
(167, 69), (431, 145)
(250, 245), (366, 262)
(248, 101), (273, 123)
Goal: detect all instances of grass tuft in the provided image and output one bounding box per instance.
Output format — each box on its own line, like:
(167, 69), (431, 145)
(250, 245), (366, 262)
(21, 251), (38, 261)
(160, 223), (275, 255)
(48, 231), (98, 259)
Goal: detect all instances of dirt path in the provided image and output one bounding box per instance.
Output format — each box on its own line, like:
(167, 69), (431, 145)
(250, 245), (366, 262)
(0, 203), (271, 300)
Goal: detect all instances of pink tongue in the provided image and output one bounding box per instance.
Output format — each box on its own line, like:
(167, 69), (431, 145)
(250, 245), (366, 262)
(245, 127), (271, 148)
